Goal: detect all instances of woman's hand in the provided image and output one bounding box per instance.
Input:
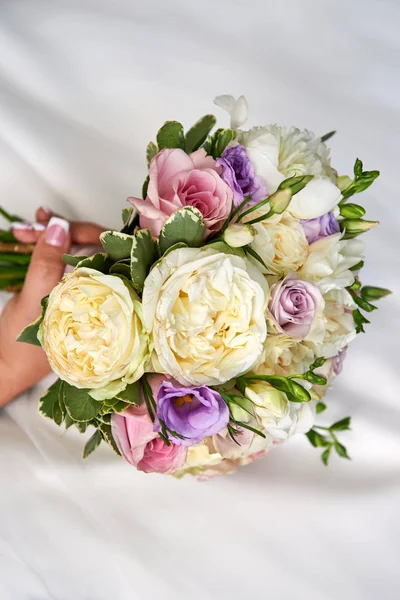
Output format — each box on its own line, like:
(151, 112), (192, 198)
(0, 208), (104, 406)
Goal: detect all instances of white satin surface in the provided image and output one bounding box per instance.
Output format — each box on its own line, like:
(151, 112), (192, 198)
(0, 1), (399, 599)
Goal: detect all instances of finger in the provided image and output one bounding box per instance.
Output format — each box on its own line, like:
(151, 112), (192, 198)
(35, 206), (53, 223)
(18, 217), (71, 319)
(12, 220), (105, 246)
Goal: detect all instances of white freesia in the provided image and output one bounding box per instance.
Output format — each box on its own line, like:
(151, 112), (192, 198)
(142, 247), (268, 386)
(245, 382), (314, 440)
(299, 233), (364, 293)
(248, 212), (309, 275)
(40, 268), (148, 399)
(214, 94), (248, 130)
(240, 124), (340, 219)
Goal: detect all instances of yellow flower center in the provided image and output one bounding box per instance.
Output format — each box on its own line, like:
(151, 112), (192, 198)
(175, 394), (193, 408)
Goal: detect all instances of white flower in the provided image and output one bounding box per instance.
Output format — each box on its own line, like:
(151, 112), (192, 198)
(40, 268), (148, 399)
(223, 223), (256, 247)
(255, 333), (316, 377)
(299, 233), (364, 293)
(248, 212), (309, 275)
(245, 382), (314, 440)
(240, 124), (341, 219)
(214, 94), (248, 130)
(142, 247), (268, 386)
(317, 289), (357, 357)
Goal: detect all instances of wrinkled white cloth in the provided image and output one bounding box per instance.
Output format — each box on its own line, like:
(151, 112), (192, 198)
(0, 1), (400, 599)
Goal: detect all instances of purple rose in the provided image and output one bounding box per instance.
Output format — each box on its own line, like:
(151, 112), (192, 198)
(216, 144), (268, 207)
(333, 348), (347, 375)
(301, 211), (340, 244)
(269, 275), (323, 340)
(154, 382), (229, 446)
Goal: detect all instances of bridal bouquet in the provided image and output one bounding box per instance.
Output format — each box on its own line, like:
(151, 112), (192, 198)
(15, 95), (389, 478)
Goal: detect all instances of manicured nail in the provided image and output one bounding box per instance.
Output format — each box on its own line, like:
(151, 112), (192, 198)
(45, 217), (69, 247)
(39, 206), (52, 217)
(32, 222), (46, 231)
(12, 221), (33, 230)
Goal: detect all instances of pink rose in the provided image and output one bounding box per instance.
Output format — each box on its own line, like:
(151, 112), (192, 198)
(128, 148), (233, 237)
(211, 426), (254, 459)
(268, 273), (323, 340)
(111, 405), (187, 475)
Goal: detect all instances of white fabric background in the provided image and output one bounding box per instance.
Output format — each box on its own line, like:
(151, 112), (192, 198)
(1, 1), (399, 599)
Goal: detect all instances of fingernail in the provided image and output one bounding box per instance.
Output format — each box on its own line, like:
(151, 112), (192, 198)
(32, 222), (46, 231)
(12, 221), (33, 230)
(45, 217), (69, 247)
(39, 205), (52, 217)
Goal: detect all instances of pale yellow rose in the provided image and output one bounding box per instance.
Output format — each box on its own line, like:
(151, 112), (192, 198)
(40, 268), (148, 400)
(142, 247), (268, 386)
(246, 212), (309, 276)
(255, 333), (315, 377)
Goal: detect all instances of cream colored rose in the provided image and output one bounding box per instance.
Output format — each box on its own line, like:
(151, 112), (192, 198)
(317, 289), (356, 358)
(247, 212), (309, 276)
(255, 333), (315, 377)
(142, 247), (268, 386)
(245, 382), (314, 440)
(40, 268), (148, 400)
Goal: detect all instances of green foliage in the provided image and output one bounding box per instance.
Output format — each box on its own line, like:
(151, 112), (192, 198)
(339, 203), (366, 219)
(63, 254), (86, 267)
(185, 114), (216, 153)
(306, 417), (351, 465)
(0, 253), (31, 265)
(360, 286), (391, 301)
(156, 121), (185, 150)
(109, 259), (131, 279)
(142, 175), (150, 199)
(158, 207), (205, 255)
(146, 141), (159, 166)
(0, 230), (18, 243)
(39, 378), (63, 420)
(320, 130), (336, 143)
(0, 206), (23, 223)
(352, 308), (370, 334)
(204, 240), (245, 258)
(83, 430), (103, 458)
(96, 422), (121, 455)
(100, 231), (134, 261)
(239, 374), (312, 404)
(62, 383), (102, 422)
(130, 229), (158, 292)
(212, 128), (235, 159)
(114, 381), (141, 405)
(278, 174), (314, 195)
(316, 402), (327, 414)
(340, 159), (380, 201)
(76, 253), (111, 272)
(17, 296), (48, 347)
(290, 357), (327, 386)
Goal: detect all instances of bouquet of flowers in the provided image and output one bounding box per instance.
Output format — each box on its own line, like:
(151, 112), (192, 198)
(14, 95), (390, 478)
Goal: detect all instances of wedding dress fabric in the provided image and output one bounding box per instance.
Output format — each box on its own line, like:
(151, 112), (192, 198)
(0, 1), (399, 599)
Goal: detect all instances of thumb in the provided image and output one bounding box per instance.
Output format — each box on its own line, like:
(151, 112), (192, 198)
(18, 217), (71, 320)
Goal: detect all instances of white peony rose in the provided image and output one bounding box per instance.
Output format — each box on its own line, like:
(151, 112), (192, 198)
(142, 247), (268, 386)
(255, 333), (316, 377)
(240, 125), (341, 219)
(248, 212), (309, 275)
(299, 233), (364, 294)
(244, 382), (314, 441)
(317, 289), (357, 358)
(40, 268), (148, 400)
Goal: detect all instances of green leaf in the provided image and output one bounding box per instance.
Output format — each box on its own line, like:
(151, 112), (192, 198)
(121, 207), (134, 227)
(204, 241), (245, 257)
(289, 381), (311, 403)
(146, 141), (159, 167)
(63, 383), (102, 422)
(109, 259), (131, 279)
(360, 286), (391, 301)
(64, 413), (75, 429)
(130, 229), (158, 292)
(349, 260), (364, 272)
(39, 379), (63, 420)
(212, 128), (235, 158)
(278, 175), (314, 195)
(348, 288), (377, 312)
(0, 206), (23, 223)
(305, 372), (327, 386)
(97, 422), (121, 456)
(321, 446), (332, 466)
(0, 253), (31, 265)
(243, 245), (269, 270)
(353, 158), (363, 178)
(340, 159), (380, 200)
(156, 121), (185, 150)
(63, 253), (86, 267)
(17, 295), (48, 347)
(334, 441), (350, 460)
(142, 175), (150, 199)
(339, 203), (366, 219)
(100, 231), (133, 261)
(309, 357), (326, 370)
(185, 114), (216, 153)
(83, 430), (103, 458)
(316, 402), (327, 414)
(330, 417), (351, 431)
(320, 130), (336, 143)
(353, 308), (370, 333)
(52, 398), (63, 426)
(0, 230), (18, 243)
(76, 253), (111, 272)
(115, 381), (141, 405)
(159, 207), (205, 255)
(306, 429), (329, 448)
(75, 421), (88, 433)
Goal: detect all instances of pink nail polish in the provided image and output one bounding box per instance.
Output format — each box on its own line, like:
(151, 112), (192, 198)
(45, 217), (69, 247)
(12, 221), (33, 230)
(40, 205), (52, 216)
(32, 222), (46, 232)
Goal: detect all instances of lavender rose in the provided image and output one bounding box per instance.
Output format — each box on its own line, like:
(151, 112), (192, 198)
(269, 274), (323, 340)
(301, 211), (340, 244)
(155, 381), (229, 446)
(216, 144), (268, 206)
